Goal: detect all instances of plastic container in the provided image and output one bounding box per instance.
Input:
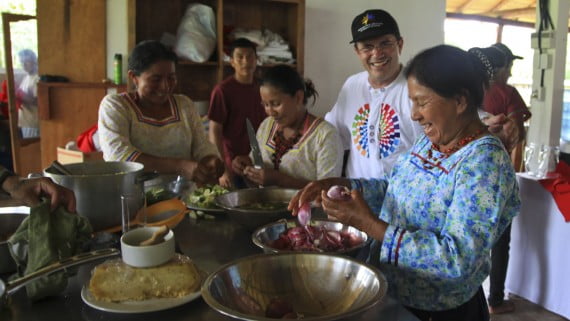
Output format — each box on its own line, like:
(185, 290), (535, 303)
(113, 54), (122, 85)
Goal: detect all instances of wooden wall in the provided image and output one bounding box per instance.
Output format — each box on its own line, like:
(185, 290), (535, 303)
(36, 0), (107, 168)
(37, 0), (106, 82)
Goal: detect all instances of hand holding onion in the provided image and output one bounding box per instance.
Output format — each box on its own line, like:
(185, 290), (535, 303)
(321, 186), (375, 229)
(326, 185), (351, 201)
(288, 178), (351, 216)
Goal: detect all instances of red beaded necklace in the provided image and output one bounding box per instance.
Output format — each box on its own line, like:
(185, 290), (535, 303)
(426, 128), (486, 163)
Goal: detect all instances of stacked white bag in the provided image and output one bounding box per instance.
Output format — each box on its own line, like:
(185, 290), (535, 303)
(174, 4), (216, 63)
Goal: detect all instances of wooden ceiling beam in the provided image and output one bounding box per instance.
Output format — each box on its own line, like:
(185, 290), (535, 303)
(457, 0), (476, 12)
(483, 6), (536, 17)
(489, 0), (510, 12)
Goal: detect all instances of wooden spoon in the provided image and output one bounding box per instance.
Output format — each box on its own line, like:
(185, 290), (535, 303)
(139, 225), (169, 246)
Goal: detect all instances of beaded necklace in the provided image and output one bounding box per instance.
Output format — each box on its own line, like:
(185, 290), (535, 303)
(424, 128), (486, 167)
(271, 112), (310, 170)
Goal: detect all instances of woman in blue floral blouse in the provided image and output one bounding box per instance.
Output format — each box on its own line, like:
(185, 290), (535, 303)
(289, 45), (520, 321)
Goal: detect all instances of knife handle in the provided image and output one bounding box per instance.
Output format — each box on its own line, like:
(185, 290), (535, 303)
(253, 165), (263, 188)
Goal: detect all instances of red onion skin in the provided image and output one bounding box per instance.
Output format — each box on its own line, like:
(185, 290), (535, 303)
(327, 185), (351, 201)
(270, 225), (363, 252)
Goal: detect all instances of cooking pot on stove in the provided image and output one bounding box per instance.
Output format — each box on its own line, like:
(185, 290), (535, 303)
(44, 161), (156, 232)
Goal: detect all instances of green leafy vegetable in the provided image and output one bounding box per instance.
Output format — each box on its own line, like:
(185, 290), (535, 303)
(186, 185), (229, 209)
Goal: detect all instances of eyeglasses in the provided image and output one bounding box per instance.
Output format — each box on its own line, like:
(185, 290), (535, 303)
(356, 41), (398, 54)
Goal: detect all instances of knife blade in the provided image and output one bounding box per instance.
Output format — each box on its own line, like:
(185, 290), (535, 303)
(246, 118), (264, 169)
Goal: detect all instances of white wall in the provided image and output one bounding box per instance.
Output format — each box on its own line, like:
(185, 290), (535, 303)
(305, 0), (446, 117)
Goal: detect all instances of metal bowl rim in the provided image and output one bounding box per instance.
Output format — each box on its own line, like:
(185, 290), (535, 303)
(200, 252), (387, 321)
(251, 219), (372, 254)
(214, 187), (299, 213)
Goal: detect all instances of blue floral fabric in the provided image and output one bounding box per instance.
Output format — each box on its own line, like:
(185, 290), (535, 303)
(351, 134), (520, 311)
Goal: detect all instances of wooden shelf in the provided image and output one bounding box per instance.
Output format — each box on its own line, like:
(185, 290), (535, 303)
(178, 60), (219, 67)
(131, 0), (305, 101)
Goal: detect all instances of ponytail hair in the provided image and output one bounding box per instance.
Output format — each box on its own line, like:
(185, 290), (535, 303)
(260, 64), (318, 106)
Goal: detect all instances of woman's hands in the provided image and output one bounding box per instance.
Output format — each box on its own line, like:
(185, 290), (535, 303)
(218, 168), (233, 189)
(484, 114), (520, 152)
(288, 178), (388, 241)
(288, 178), (350, 216)
(182, 155), (224, 186)
(322, 189), (388, 241)
(231, 155), (253, 175)
(232, 156), (275, 186)
(242, 166), (293, 187)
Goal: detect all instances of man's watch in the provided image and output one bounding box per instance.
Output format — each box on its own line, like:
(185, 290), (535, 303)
(0, 167), (16, 193)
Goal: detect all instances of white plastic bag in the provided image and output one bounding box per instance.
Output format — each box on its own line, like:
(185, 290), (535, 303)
(174, 4), (216, 63)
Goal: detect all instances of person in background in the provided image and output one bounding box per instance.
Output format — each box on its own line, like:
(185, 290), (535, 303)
(325, 9), (423, 180)
(98, 40), (223, 185)
(485, 43), (531, 171)
(232, 64), (343, 189)
(470, 43), (532, 315)
(290, 45), (520, 321)
(208, 38), (266, 188)
(16, 49), (40, 138)
(0, 165), (76, 212)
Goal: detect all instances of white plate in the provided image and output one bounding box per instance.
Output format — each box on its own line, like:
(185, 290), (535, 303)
(81, 286), (201, 313)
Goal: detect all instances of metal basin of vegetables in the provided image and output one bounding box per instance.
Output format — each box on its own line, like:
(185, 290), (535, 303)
(214, 188), (297, 231)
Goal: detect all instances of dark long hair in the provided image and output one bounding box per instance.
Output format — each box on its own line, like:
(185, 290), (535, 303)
(260, 64), (318, 106)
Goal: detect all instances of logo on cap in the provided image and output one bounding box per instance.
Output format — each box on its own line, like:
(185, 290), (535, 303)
(358, 13), (384, 33)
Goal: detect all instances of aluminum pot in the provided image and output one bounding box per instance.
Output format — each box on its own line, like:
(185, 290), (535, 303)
(43, 161), (156, 232)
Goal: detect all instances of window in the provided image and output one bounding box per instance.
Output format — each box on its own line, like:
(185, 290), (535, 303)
(0, 0), (36, 70)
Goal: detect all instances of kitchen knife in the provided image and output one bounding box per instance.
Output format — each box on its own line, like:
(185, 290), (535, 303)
(246, 118), (264, 169)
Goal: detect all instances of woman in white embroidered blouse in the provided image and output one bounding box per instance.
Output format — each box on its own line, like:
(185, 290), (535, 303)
(232, 65), (343, 189)
(98, 40), (223, 184)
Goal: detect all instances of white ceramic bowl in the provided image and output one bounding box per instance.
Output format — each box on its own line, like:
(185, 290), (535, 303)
(120, 226), (175, 268)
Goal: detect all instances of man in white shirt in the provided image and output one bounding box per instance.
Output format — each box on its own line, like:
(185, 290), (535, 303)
(325, 9), (422, 179)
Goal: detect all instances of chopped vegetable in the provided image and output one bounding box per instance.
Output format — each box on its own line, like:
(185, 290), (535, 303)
(186, 185), (229, 209)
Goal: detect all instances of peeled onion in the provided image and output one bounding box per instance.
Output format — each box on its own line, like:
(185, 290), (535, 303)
(297, 203), (311, 226)
(326, 185), (351, 201)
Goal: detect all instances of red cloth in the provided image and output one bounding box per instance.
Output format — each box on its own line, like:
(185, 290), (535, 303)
(208, 76), (266, 171)
(539, 161), (570, 222)
(483, 83), (531, 123)
(76, 124), (98, 153)
(0, 80), (22, 118)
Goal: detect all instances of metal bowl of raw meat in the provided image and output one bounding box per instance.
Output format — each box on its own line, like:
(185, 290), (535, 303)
(201, 252), (387, 320)
(214, 187), (298, 231)
(252, 219), (371, 258)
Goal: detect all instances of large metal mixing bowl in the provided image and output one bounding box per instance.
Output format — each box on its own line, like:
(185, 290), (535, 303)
(252, 219), (371, 258)
(214, 188), (297, 231)
(201, 252), (387, 321)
